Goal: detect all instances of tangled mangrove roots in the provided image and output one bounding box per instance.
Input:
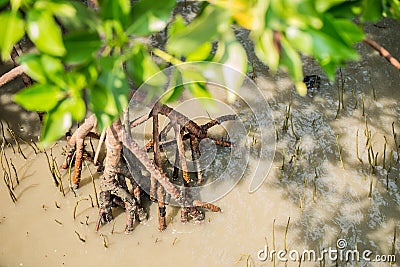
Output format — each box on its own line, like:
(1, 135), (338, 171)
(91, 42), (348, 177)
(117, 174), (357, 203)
(64, 102), (234, 232)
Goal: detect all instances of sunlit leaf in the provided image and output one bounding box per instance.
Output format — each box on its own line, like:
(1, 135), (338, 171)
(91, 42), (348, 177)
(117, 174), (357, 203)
(383, 0), (400, 20)
(40, 100), (73, 147)
(19, 54), (66, 86)
(88, 84), (116, 130)
(213, 29), (247, 102)
(166, 6), (230, 57)
(34, 0), (77, 18)
(295, 81), (307, 96)
(208, 0), (264, 30)
(41, 55), (65, 86)
(254, 29), (280, 71)
(186, 42), (213, 61)
(187, 82), (213, 99)
(90, 62), (129, 130)
(64, 95), (86, 121)
(279, 36), (304, 93)
(14, 84), (65, 112)
(126, 43), (167, 87)
(287, 28), (314, 56)
(315, 0), (347, 13)
(167, 15), (186, 39)
(56, 1), (99, 30)
(27, 9), (66, 56)
(160, 69), (184, 103)
(0, 11), (25, 61)
(19, 54), (47, 83)
(127, 0), (175, 36)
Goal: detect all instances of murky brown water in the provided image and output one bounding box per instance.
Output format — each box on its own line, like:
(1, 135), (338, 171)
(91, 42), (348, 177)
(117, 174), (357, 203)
(1, 12), (400, 267)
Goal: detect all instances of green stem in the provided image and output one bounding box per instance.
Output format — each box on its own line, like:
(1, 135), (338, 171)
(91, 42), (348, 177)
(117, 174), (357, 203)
(152, 48), (183, 65)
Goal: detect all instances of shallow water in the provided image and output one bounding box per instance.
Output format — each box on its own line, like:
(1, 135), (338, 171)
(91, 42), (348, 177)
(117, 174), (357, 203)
(1, 13), (400, 267)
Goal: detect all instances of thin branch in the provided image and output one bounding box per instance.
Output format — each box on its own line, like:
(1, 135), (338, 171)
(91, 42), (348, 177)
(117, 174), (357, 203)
(364, 37), (400, 71)
(0, 65), (24, 88)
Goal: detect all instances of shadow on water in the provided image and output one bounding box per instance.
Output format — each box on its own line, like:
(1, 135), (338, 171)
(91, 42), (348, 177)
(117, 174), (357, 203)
(252, 17), (400, 266)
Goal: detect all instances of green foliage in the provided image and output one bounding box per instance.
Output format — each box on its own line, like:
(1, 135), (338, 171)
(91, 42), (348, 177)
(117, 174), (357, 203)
(166, 5), (231, 57)
(127, 0), (176, 35)
(0, 0), (398, 146)
(26, 9), (66, 56)
(63, 31), (101, 64)
(126, 43), (167, 87)
(0, 11), (24, 60)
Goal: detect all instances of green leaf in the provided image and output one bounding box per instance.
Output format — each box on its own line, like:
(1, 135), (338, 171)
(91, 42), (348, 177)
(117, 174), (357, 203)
(0, 11), (25, 61)
(41, 55), (65, 86)
(0, 0), (8, 8)
(64, 31), (101, 64)
(127, 0), (175, 36)
(19, 54), (66, 85)
(383, 0), (400, 20)
(279, 36), (304, 94)
(64, 95), (86, 121)
(160, 69), (184, 103)
(56, 1), (99, 31)
(19, 54), (47, 83)
(14, 84), (65, 112)
(40, 100), (73, 147)
(166, 6), (231, 57)
(89, 65), (129, 130)
(254, 29), (280, 71)
(186, 42), (213, 61)
(285, 27), (313, 55)
(78, 61), (98, 86)
(315, 0), (347, 13)
(213, 29), (247, 102)
(361, 0), (383, 22)
(88, 84), (117, 131)
(27, 9), (66, 56)
(325, 1), (362, 19)
(187, 82), (213, 99)
(332, 19), (364, 45)
(126, 43), (167, 86)
(34, 0), (77, 18)
(309, 28), (359, 63)
(167, 15), (186, 39)
(99, 0), (130, 23)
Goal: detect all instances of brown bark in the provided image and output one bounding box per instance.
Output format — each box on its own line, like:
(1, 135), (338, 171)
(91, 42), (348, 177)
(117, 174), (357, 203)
(364, 37), (400, 71)
(67, 115), (98, 189)
(68, 115), (97, 147)
(98, 120), (146, 233)
(0, 65), (24, 88)
(68, 106), (226, 232)
(190, 134), (203, 185)
(152, 107), (167, 231)
(71, 138), (84, 189)
(173, 123), (190, 183)
(193, 200), (222, 212)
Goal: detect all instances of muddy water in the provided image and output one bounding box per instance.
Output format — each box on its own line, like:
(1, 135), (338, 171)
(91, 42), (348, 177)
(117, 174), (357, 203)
(1, 17), (400, 267)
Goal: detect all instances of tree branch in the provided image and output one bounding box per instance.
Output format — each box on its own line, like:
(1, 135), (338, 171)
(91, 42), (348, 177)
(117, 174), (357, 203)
(364, 37), (400, 71)
(0, 65), (24, 88)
